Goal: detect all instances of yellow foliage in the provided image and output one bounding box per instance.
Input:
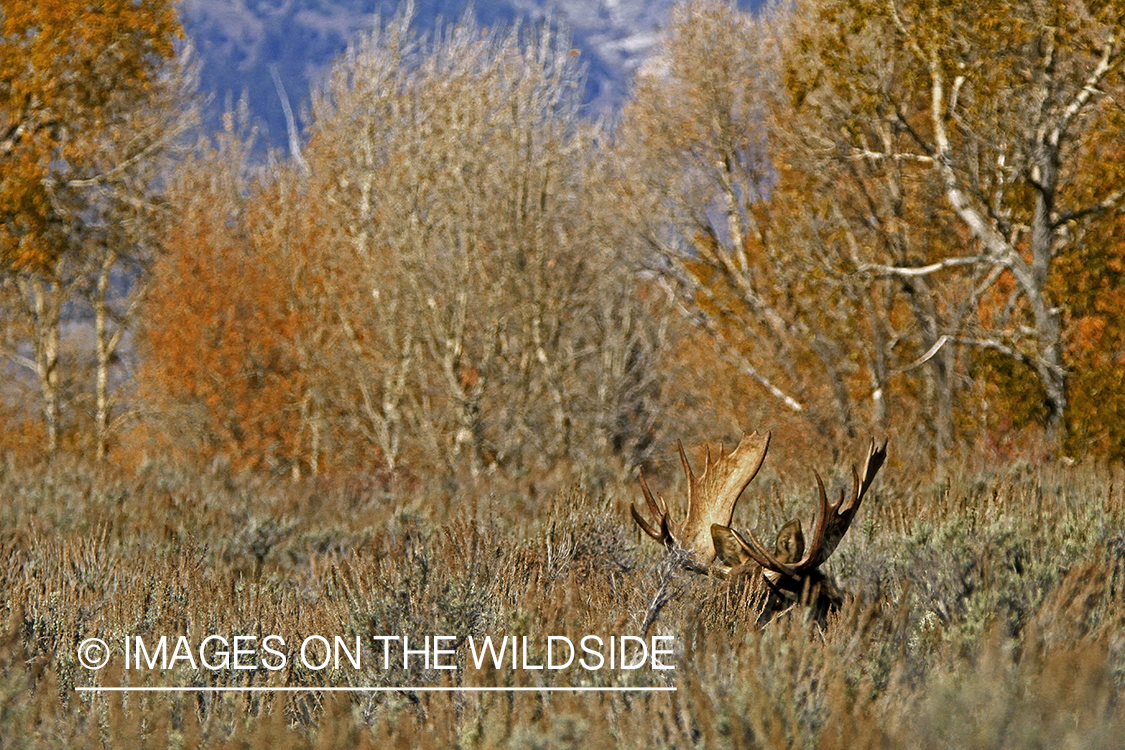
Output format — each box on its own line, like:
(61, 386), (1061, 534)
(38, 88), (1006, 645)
(0, 0), (181, 270)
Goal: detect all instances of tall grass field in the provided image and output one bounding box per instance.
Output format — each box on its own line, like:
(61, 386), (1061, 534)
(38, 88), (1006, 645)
(2, 451), (1123, 748)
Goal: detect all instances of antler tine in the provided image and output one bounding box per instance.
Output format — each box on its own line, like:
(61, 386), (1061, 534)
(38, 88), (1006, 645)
(855, 438), (888, 504)
(633, 468), (671, 543)
(630, 502), (662, 541)
(791, 471), (833, 570)
(639, 467), (667, 519)
(793, 439), (888, 571)
(677, 440), (696, 507)
(731, 526), (800, 578)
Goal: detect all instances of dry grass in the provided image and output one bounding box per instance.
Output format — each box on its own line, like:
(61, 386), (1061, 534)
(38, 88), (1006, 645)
(2, 452), (1124, 748)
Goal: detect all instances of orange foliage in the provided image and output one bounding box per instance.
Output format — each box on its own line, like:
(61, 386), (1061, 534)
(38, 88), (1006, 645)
(0, 409), (46, 455)
(140, 164), (319, 475)
(1056, 212), (1125, 460)
(1055, 99), (1125, 459)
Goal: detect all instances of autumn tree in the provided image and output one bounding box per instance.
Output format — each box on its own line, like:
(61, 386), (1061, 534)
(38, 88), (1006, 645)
(759, 0), (993, 455)
(777, 0), (1125, 443)
(0, 0), (189, 456)
(612, 0), (901, 447)
(140, 123), (333, 476)
(616, 0), (1125, 458)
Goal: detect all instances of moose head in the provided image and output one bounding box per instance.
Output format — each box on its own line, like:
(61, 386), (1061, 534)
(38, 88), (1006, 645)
(631, 432), (887, 622)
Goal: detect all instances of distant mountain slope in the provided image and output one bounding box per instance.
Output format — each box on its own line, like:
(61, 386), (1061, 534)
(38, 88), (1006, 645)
(179, 0), (688, 145)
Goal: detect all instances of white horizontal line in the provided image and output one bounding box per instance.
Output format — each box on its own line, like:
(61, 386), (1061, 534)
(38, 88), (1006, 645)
(76, 686), (676, 693)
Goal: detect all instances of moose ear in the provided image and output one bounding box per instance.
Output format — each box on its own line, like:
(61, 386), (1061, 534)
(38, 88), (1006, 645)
(774, 519), (805, 564)
(711, 524), (747, 568)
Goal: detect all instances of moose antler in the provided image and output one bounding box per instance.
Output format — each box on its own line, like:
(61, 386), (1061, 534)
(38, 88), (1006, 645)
(631, 431), (771, 564)
(633, 434), (888, 622)
(724, 439), (888, 579)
